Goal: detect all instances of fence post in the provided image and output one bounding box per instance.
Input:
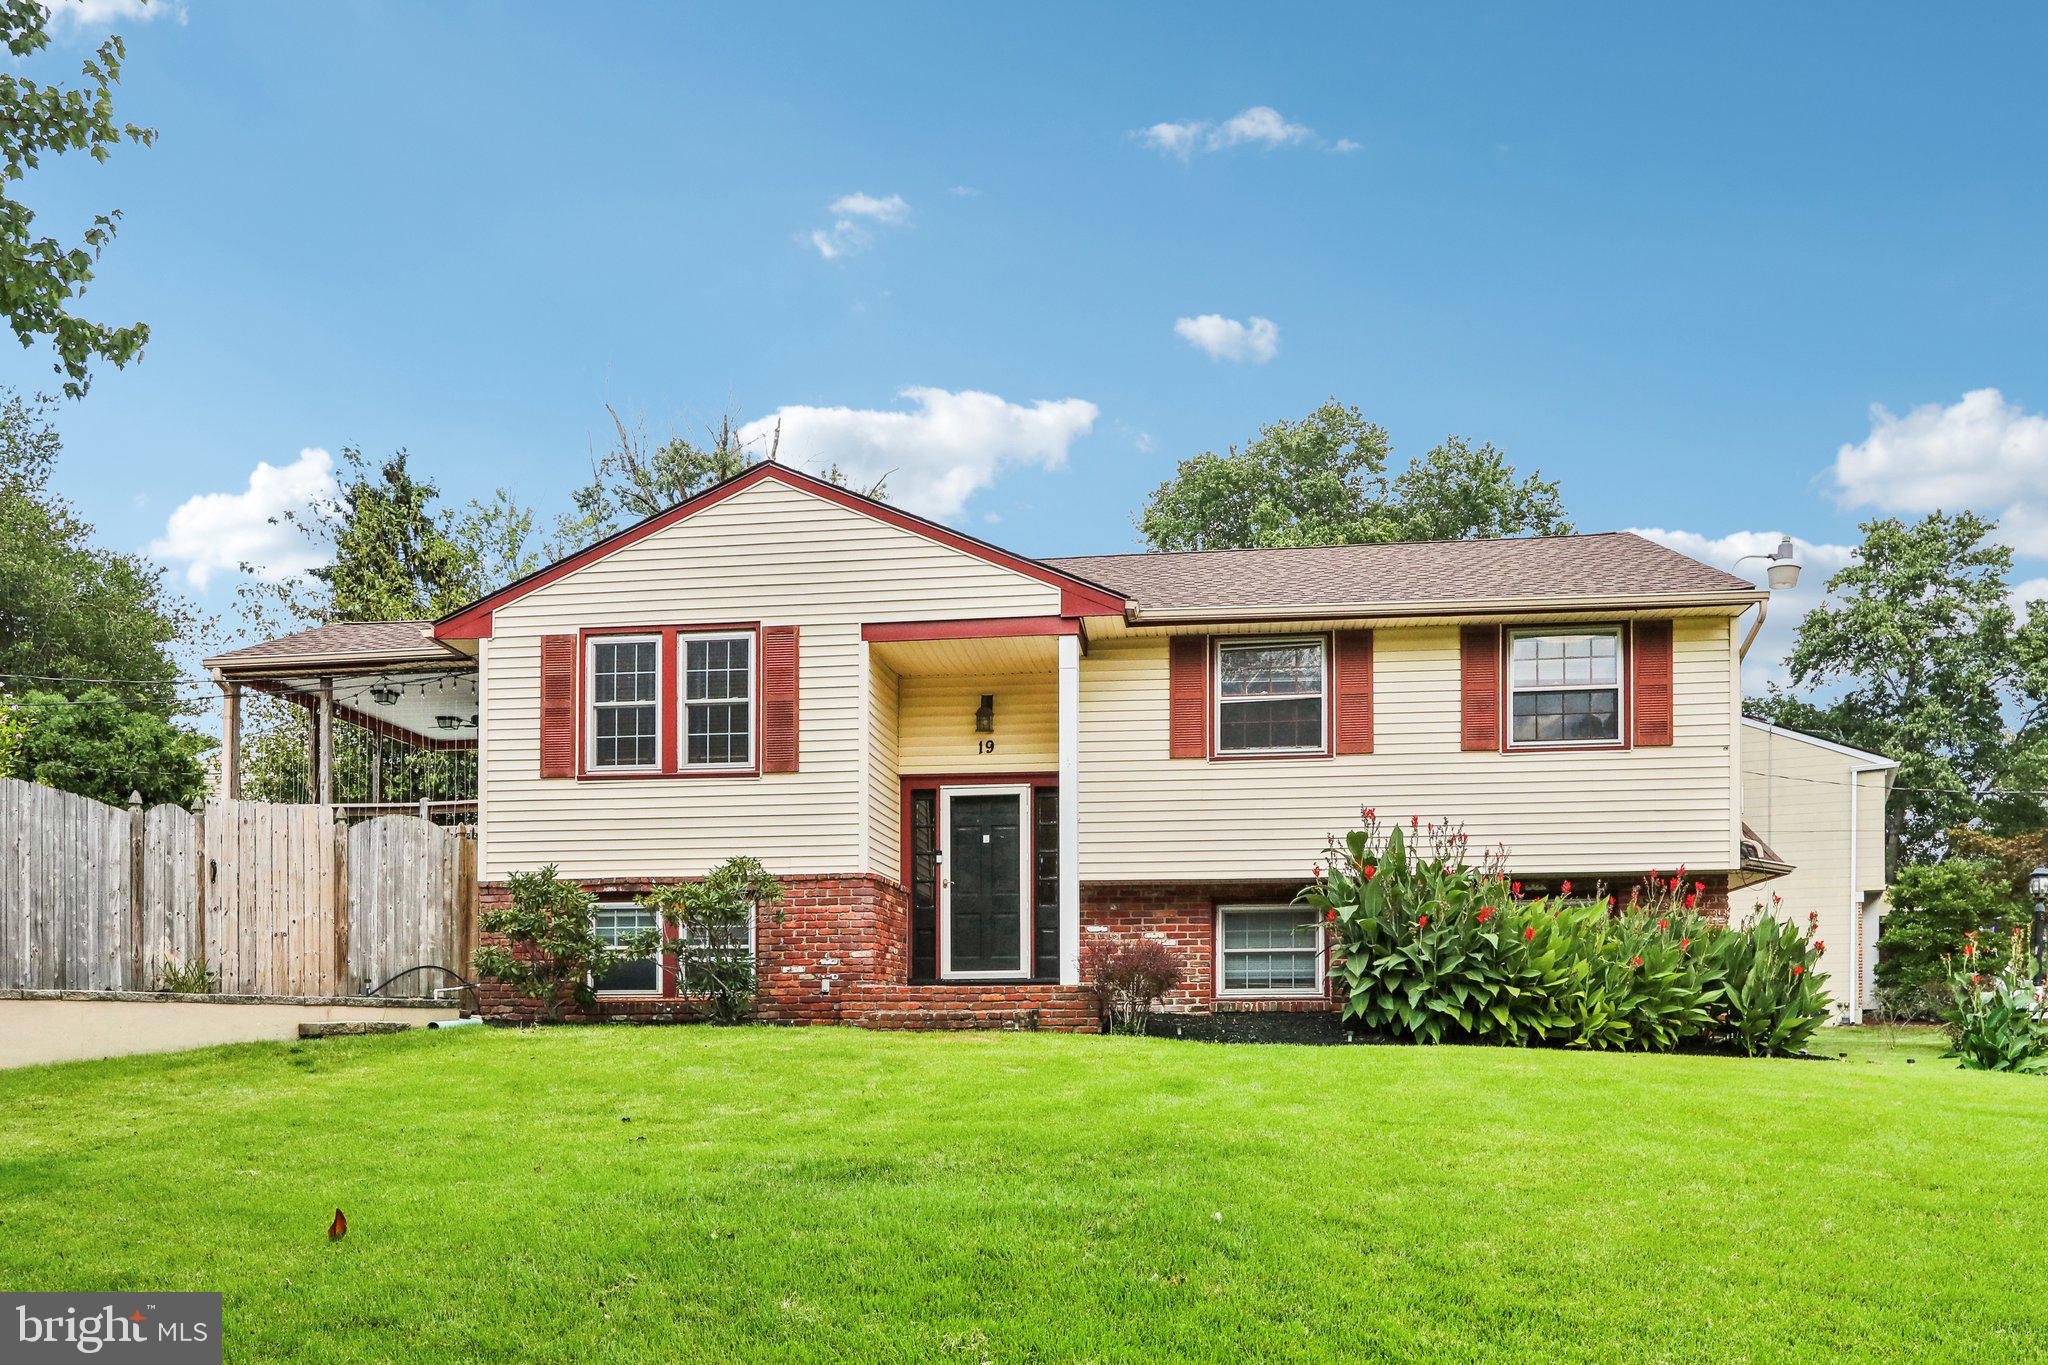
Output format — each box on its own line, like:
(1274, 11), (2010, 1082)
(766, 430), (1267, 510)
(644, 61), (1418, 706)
(332, 820), (351, 996)
(192, 795), (208, 983)
(127, 790), (145, 990)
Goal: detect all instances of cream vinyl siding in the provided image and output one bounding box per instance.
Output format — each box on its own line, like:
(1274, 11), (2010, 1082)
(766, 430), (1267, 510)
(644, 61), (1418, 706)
(1740, 720), (1894, 1018)
(1077, 618), (1739, 881)
(865, 654), (901, 874)
(897, 674), (1057, 775)
(480, 477), (1059, 880)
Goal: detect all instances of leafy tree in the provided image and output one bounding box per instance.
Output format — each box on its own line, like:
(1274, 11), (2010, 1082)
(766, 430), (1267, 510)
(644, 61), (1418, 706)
(1135, 399), (1572, 551)
(0, 0), (158, 397)
(1749, 512), (2048, 858)
(13, 687), (208, 806)
(0, 694), (22, 779)
(1874, 859), (2022, 1007)
(0, 388), (203, 699)
(631, 855), (783, 1024)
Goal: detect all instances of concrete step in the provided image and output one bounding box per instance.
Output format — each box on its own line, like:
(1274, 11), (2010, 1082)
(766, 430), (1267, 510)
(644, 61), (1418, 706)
(298, 1020), (414, 1039)
(859, 1008), (1040, 1032)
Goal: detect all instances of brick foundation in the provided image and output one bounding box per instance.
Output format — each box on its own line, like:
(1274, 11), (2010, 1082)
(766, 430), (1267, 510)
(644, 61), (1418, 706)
(475, 869), (1739, 1031)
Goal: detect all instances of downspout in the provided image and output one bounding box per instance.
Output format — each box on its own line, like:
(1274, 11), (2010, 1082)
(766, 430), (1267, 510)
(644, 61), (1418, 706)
(1737, 594), (1769, 662)
(1844, 761), (1892, 1025)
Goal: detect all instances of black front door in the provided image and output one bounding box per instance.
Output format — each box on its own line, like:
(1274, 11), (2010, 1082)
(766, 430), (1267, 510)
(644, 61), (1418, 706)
(945, 790), (1024, 975)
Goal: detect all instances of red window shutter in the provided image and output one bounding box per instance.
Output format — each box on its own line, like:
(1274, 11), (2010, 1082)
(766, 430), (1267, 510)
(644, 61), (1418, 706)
(760, 625), (800, 773)
(1333, 630), (1373, 755)
(539, 633), (577, 778)
(1459, 626), (1501, 752)
(1168, 635), (1208, 759)
(1633, 619), (1674, 747)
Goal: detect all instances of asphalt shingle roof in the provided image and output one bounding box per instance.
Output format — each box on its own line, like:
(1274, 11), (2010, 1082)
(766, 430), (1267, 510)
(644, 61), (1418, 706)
(205, 621), (450, 669)
(1044, 532), (1757, 614)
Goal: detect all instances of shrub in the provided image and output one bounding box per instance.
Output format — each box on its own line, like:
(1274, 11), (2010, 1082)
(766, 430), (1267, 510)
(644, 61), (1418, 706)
(1877, 860), (2022, 1007)
(153, 958), (217, 994)
(631, 856), (783, 1024)
(473, 865), (608, 1022)
(1084, 938), (1185, 1035)
(1305, 811), (1828, 1056)
(1942, 928), (2048, 1073)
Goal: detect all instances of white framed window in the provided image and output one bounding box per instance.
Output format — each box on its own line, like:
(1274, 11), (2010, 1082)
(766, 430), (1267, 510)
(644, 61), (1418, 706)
(1214, 636), (1327, 755)
(587, 635), (662, 771)
(680, 631), (754, 769)
(1506, 627), (1624, 748)
(591, 903), (659, 995)
(1216, 905), (1324, 998)
(678, 912), (756, 990)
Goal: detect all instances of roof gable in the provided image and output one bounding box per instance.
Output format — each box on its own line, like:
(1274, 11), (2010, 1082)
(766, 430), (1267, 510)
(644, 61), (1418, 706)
(434, 463), (1125, 638)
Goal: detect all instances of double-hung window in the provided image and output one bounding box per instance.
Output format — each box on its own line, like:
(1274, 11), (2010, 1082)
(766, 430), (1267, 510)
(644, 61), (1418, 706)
(591, 903), (659, 994)
(1215, 636), (1327, 755)
(682, 632), (753, 769)
(1216, 905), (1324, 997)
(679, 914), (755, 990)
(1507, 628), (1623, 747)
(588, 636), (660, 771)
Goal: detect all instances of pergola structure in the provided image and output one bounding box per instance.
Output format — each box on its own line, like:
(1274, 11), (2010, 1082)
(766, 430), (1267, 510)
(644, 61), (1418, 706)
(202, 621), (479, 812)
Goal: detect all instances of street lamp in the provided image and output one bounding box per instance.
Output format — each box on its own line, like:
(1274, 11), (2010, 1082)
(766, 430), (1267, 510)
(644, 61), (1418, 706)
(2029, 866), (2048, 983)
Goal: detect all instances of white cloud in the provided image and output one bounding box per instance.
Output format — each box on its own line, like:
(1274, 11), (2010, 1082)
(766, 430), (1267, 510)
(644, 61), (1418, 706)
(1628, 528), (1856, 691)
(807, 192), (910, 259)
(2012, 577), (2048, 614)
(1135, 106), (1347, 159)
(151, 448), (336, 590)
(42, 0), (186, 31)
(1831, 387), (2048, 553)
(737, 387), (1097, 520)
(1329, 138), (1362, 155)
(1174, 313), (1279, 364)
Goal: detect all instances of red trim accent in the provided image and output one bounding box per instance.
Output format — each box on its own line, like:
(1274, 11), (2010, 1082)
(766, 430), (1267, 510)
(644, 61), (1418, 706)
(1208, 632), (1335, 761)
(1497, 622), (1634, 755)
(1460, 625), (1502, 752)
(432, 464), (1127, 639)
(577, 623), (763, 780)
(1332, 630), (1373, 756)
(760, 625), (800, 773)
(1631, 618), (1674, 747)
(1168, 635), (1208, 759)
(862, 615), (1079, 643)
(247, 680), (478, 753)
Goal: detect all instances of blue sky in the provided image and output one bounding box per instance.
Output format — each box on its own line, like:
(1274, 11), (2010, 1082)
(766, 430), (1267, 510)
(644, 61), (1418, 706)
(11, 1), (2048, 684)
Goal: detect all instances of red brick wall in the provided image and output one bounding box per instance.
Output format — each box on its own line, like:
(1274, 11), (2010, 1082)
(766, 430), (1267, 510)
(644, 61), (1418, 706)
(1080, 881), (1334, 1014)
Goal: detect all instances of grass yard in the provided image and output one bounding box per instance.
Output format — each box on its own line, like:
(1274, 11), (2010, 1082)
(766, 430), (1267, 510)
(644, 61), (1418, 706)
(1, 1023), (2039, 1362)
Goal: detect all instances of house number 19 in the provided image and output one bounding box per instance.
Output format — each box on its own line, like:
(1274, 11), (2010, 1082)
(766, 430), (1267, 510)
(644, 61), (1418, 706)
(977, 739), (996, 754)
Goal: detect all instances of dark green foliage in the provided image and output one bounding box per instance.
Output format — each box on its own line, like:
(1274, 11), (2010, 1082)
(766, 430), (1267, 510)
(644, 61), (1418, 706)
(630, 856), (784, 1024)
(1875, 860), (2022, 1005)
(0, 0), (158, 397)
(474, 866), (608, 1022)
(1304, 814), (1827, 1055)
(153, 958), (218, 995)
(0, 390), (202, 699)
(13, 687), (207, 807)
(1136, 399), (1571, 551)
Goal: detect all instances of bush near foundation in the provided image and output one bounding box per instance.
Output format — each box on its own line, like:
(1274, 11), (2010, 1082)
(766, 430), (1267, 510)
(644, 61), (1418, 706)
(1298, 812), (1828, 1056)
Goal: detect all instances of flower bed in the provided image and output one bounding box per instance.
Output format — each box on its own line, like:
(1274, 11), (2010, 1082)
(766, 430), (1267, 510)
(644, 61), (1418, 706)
(1299, 812), (1829, 1056)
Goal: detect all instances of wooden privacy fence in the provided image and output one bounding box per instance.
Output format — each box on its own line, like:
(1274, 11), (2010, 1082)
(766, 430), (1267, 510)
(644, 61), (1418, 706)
(0, 779), (476, 998)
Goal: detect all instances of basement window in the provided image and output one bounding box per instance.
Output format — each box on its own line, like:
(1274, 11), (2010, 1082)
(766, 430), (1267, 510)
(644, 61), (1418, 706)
(1216, 905), (1324, 997)
(591, 903), (659, 994)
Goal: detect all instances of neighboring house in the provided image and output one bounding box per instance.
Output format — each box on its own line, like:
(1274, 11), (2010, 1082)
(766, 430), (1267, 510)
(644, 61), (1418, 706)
(207, 462), (1805, 1030)
(1740, 720), (1898, 1023)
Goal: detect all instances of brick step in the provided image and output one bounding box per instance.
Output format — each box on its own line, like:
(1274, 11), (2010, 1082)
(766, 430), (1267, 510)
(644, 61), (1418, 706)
(859, 1008), (1040, 1032)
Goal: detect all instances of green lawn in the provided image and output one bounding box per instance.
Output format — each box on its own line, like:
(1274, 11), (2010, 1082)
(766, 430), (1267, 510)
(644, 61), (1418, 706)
(1, 1023), (2037, 1362)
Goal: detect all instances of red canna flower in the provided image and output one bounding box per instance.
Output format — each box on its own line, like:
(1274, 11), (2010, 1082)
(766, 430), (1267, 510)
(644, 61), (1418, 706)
(1362, 865), (1377, 882)
(1511, 880), (1523, 897)
(1694, 880), (1705, 894)
(1412, 814), (1420, 828)
(1791, 964), (1804, 977)
(1813, 940), (1825, 956)
(1523, 926), (1536, 941)
(1684, 893), (1696, 910)
(1477, 905), (1494, 924)
(1669, 877), (1681, 891)
(1971, 973), (1983, 984)
(1325, 908), (1337, 922)
(1964, 944), (1976, 958)
(1312, 865), (1322, 878)
(1416, 914), (1428, 929)
(1679, 937), (1691, 953)
(1656, 918), (1669, 930)
(1560, 880), (1572, 896)
(1364, 807), (1375, 821)
(1629, 955), (1643, 969)
(1607, 895), (1617, 909)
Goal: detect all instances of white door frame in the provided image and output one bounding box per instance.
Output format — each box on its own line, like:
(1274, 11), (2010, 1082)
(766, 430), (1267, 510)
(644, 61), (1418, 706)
(937, 783), (1033, 980)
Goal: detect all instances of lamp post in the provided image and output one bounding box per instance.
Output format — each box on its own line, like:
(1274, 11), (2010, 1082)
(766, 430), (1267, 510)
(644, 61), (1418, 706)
(2029, 866), (2048, 985)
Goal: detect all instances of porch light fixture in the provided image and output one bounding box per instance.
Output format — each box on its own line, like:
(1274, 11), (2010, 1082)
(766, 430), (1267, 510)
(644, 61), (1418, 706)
(368, 683), (401, 706)
(434, 713), (474, 732)
(975, 694), (995, 733)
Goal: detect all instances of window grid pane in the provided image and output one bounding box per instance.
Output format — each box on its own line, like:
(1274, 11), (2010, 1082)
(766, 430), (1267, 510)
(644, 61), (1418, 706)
(1509, 632), (1622, 745)
(1218, 640), (1325, 752)
(591, 638), (659, 768)
(682, 635), (751, 767)
(592, 905), (657, 993)
(1221, 909), (1320, 993)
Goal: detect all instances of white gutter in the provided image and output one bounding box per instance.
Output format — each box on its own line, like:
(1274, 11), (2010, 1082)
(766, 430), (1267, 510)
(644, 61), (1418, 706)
(1127, 588), (1765, 625)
